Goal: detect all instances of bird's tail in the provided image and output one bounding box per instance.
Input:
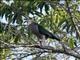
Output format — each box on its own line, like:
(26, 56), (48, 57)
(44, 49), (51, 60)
(51, 34), (60, 41)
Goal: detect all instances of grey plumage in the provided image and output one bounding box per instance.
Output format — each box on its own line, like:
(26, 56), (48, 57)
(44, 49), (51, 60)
(24, 16), (60, 46)
(28, 22), (60, 41)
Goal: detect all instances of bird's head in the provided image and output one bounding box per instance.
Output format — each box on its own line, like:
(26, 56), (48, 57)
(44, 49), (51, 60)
(24, 16), (33, 25)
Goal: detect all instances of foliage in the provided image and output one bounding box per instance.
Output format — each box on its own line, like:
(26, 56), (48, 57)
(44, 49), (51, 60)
(0, 0), (80, 60)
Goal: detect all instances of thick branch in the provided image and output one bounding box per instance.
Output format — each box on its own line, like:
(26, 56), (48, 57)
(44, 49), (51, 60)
(28, 45), (80, 59)
(1, 42), (80, 59)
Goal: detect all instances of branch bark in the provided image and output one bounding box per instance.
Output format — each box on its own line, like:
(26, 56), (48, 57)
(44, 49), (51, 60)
(1, 42), (80, 59)
(27, 45), (80, 59)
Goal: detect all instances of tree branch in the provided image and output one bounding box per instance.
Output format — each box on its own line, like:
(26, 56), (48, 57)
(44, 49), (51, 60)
(27, 45), (80, 59)
(1, 42), (80, 59)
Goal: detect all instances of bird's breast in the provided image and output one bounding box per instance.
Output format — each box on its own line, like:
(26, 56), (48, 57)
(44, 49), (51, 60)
(28, 23), (43, 39)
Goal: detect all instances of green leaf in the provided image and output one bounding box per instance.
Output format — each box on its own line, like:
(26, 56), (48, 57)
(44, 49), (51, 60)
(68, 37), (75, 49)
(38, 2), (45, 13)
(0, 22), (4, 33)
(58, 19), (65, 27)
(14, 34), (20, 43)
(35, 11), (42, 17)
(45, 4), (49, 14)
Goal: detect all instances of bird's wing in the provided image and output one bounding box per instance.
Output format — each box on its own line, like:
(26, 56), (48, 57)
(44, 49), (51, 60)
(36, 23), (60, 40)
(40, 28), (52, 37)
(35, 23), (52, 37)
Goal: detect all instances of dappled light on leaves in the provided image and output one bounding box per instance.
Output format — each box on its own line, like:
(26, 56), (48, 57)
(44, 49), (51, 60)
(0, 0), (80, 60)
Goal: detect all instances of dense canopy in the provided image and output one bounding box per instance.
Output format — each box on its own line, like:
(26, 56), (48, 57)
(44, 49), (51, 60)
(0, 0), (80, 60)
